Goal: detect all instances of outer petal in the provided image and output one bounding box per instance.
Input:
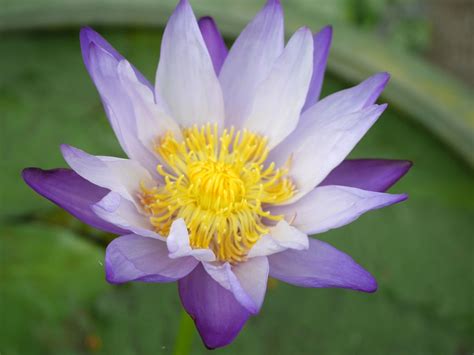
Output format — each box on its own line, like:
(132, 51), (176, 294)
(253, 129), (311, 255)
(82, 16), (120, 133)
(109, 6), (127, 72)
(198, 16), (228, 74)
(270, 104), (388, 202)
(61, 144), (152, 204)
(178, 264), (251, 349)
(156, 0), (224, 127)
(105, 234), (198, 284)
(22, 168), (126, 234)
(202, 262), (257, 314)
(269, 238), (377, 292)
(320, 159), (413, 192)
(201, 258), (270, 315)
(92, 192), (162, 239)
(80, 26), (152, 90)
(166, 219), (216, 262)
(302, 72), (390, 122)
(219, 0), (284, 127)
(302, 26), (332, 112)
(81, 31), (161, 173)
(241, 27), (314, 148)
(271, 185), (407, 235)
(231, 256), (269, 313)
(247, 220), (309, 258)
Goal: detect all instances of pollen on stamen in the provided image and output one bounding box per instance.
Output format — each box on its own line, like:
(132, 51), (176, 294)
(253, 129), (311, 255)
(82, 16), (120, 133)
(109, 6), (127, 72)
(139, 123), (296, 263)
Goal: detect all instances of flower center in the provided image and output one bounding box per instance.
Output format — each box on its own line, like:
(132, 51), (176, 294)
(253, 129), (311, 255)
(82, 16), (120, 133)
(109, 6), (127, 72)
(140, 123), (295, 262)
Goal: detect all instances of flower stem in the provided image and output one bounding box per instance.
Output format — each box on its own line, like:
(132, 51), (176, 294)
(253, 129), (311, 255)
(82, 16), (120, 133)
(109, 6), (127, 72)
(173, 308), (195, 355)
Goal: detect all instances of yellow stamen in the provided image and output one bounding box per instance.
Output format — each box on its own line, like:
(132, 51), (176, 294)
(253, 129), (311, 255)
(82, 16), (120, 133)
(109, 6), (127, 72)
(140, 123), (295, 263)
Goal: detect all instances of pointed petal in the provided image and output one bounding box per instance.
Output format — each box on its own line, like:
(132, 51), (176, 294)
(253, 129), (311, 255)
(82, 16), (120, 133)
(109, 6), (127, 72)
(81, 30), (161, 172)
(269, 238), (377, 292)
(198, 16), (228, 74)
(302, 26), (332, 111)
(92, 192), (162, 239)
(156, 0), (224, 127)
(270, 104), (388, 202)
(166, 219), (216, 262)
(202, 259), (270, 314)
(61, 144), (152, 204)
(219, 0), (284, 127)
(320, 159), (413, 192)
(232, 256), (269, 313)
(105, 234), (198, 284)
(303, 72), (390, 121)
(80, 27), (152, 90)
(248, 220), (309, 258)
(202, 262), (257, 314)
(22, 168), (126, 234)
(178, 264), (251, 349)
(117, 60), (181, 154)
(242, 27), (314, 148)
(271, 185), (407, 235)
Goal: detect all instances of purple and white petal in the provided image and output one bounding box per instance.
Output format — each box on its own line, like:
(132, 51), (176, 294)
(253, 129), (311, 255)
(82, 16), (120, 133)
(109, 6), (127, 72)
(270, 104), (387, 202)
(242, 27), (314, 148)
(82, 36), (160, 173)
(271, 185), (407, 235)
(270, 73), (390, 169)
(80, 26), (152, 90)
(178, 264), (251, 349)
(92, 192), (162, 239)
(105, 234), (198, 284)
(202, 262), (257, 314)
(302, 26), (332, 112)
(320, 159), (413, 192)
(167, 219), (216, 262)
(61, 144), (152, 204)
(198, 16), (228, 75)
(269, 238), (377, 292)
(302, 72), (390, 122)
(220, 0), (284, 127)
(248, 220), (308, 258)
(156, 0), (224, 127)
(117, 60), (181, 152)
(201, 257), (270, 314)
(22, 168), (126, 235)
(232, 256), (269, 314)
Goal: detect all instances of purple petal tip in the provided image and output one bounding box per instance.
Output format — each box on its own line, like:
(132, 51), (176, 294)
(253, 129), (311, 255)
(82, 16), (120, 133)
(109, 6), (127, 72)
(198, 16), (214, 24)
(80, 26), (94, 37)
(364, 275), (378, 293)
(380, 71), (391, 84)
(104, 258), (117, 284)
(397, 193), (409, 203)
(351, 262), (378, 293)
(59, 143), (72, 156)
(373, 72), (391, 92)
(265, 0), (282, 11)
(379, 103), (389, 111)
(296, 26), (312, 37)
(402, 160), (414, 171)
(21, 168), (37, 186)
(318, 25), (333, 38)
(177, 0), (191, 10)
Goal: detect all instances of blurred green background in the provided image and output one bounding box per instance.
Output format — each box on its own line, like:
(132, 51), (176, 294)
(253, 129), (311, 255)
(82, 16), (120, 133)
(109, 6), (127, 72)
(1, 0), (473, 354)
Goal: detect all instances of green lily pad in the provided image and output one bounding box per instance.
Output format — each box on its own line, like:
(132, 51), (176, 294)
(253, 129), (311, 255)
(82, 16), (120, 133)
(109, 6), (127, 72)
(0, 223), (106, 354)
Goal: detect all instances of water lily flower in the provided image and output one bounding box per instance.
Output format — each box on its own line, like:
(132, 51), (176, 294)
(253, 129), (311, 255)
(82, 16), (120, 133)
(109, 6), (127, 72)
(23, 0), (411, 349)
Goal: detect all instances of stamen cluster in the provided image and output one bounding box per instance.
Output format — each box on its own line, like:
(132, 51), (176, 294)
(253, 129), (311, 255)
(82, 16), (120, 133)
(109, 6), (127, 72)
(140, 124), (295, 262)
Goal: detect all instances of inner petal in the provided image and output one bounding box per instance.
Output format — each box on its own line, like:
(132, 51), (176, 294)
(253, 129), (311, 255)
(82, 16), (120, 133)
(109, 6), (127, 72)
(139, 123), (295, 262)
